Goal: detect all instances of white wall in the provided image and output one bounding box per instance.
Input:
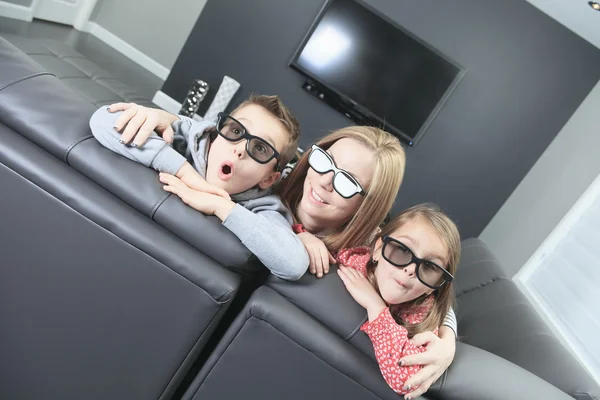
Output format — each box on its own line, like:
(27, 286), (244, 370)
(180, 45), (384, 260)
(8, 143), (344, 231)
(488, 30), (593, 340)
(90, 0), (207, 70)
(526, 0), (600, 50)
(2, 0), (33, 6)
(0, 0), (34, 21)
(480, 79), (600, 276)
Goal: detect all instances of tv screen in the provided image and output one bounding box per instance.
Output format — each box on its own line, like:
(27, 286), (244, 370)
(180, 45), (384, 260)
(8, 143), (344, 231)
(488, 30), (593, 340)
(290, 0), (465, 145)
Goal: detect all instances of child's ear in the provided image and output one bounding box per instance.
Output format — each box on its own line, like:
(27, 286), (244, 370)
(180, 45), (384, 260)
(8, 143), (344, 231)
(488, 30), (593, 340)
(373, 237), (383, 261)
(258, 171), (281, 190)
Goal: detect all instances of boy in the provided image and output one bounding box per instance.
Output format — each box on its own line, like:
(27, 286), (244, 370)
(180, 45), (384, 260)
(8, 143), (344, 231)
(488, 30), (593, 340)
(89, 95), (308, 280)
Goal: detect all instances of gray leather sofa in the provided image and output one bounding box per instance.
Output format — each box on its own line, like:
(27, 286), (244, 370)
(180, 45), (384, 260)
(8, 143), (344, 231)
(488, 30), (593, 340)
(1, 35), (598, 400)
(181, 239), (599, 400)
(0, 35), (256, 400)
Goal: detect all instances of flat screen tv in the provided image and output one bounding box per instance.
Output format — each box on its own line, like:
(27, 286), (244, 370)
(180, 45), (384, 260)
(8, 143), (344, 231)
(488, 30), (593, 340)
(290, 0), (465, 146)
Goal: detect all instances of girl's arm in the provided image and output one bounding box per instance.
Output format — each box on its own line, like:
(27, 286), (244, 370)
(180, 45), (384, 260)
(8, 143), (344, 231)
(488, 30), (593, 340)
(336, 262), (430, 396)
(443, 307), (458, 337)
(361, 308), (431, 396)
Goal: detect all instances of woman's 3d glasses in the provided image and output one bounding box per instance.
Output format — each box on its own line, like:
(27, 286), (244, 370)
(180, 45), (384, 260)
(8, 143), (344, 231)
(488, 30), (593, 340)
(308, 145), (366, 199)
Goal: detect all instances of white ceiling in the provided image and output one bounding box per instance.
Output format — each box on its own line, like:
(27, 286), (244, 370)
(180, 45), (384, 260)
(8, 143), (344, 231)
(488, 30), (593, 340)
(527, 0), (600, 49)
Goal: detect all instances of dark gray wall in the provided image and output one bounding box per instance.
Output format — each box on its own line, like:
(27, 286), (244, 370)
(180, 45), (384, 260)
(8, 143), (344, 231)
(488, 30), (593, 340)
(162, 0), (600, 239)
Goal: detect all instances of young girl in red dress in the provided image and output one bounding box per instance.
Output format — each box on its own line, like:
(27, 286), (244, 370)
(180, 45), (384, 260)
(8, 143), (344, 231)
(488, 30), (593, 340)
(337, 204), (460, 398)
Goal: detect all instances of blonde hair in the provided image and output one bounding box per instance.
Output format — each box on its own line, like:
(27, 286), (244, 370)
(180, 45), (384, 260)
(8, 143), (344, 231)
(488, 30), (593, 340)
(367, 203), (461, 337)
(232, 94), (300, 168)
(277, 126), (406, 252)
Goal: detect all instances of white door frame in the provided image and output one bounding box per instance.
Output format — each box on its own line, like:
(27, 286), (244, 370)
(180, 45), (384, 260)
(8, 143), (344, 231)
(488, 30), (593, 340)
(29, 0), (97, 30)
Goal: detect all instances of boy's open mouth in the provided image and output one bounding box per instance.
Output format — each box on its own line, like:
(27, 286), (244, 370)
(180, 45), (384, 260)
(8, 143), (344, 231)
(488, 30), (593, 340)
(218, 161), (234, 181)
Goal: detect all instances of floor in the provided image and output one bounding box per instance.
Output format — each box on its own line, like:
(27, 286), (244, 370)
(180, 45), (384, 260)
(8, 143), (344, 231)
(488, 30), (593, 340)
(0, 16), (163, 100)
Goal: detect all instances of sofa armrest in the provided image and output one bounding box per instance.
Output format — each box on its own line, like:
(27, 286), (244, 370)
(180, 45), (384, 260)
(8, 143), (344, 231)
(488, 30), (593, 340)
(183, 286), (417, 400)
(430, 341), (572, 400)
(267, 265), (367, 340)
(0, 123), (241, 400)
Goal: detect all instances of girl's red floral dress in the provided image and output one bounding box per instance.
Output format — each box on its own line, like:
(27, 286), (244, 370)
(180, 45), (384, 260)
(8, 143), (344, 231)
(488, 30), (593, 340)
(337, 247), (438, 395)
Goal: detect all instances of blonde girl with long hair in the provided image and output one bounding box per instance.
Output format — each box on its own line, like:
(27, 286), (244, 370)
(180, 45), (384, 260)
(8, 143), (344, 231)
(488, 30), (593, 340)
(336, 204), (461, 397)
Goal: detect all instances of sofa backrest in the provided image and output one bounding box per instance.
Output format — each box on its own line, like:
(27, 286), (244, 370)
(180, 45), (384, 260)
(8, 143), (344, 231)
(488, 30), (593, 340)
(0, 118), (241, 399)
(0, 35), (262, 277)
(268, 237), (600, 399)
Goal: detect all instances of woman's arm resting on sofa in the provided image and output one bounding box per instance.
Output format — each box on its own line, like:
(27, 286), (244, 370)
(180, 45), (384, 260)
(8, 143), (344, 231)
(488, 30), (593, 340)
(399, 327), (456, 398)
(360, 308), (429, 396)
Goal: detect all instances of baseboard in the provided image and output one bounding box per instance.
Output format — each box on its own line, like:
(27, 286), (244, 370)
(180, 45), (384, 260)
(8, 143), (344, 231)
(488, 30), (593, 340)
(85, 22), (170, 81)
(152, 90), (203, 121)
(152, 90), (182, 114)
(0, 1), (33, 21)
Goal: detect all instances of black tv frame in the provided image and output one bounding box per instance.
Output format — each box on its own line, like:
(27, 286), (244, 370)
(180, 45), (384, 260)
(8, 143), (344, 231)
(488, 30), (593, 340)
(289, 0), (466, 146)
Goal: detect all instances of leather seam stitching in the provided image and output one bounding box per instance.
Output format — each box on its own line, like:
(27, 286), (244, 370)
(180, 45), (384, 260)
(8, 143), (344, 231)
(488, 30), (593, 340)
(0, 72), (55, 92)
(345, 315), (368, 341)
(215, 287), (237, 302)
(456, 276), (504, 297)
(65, 135), (94, 163)
(151, 193), (172, 219)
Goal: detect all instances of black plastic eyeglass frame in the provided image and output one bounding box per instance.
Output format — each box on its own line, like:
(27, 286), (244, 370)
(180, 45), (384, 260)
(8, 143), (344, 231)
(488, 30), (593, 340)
(381, 235), (454, 289)
(308, 145), (366, 199)
(216, 112), (281, 170)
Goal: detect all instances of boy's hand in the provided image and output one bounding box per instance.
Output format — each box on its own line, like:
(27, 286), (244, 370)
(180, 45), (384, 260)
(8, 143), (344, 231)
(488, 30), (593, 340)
(176, 163), (230, 200)
(160, 173), (235, 219)
(298, 232), (336, 278)
(108, 102), (178, 147)
(337, 265), (386, 321)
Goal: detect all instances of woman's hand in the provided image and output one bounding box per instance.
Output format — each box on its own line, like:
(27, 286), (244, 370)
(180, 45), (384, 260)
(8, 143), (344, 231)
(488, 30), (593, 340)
(298, 232), (336, 278)
(399, 327), (456, 398)
(337, 265), (386, 320)
(108, 102), (179, 147)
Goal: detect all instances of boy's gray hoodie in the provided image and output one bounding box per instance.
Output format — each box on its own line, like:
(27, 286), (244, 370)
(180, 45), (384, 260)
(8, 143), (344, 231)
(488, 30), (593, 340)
(89, 107), (308, 280)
